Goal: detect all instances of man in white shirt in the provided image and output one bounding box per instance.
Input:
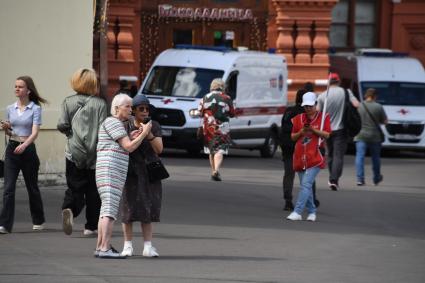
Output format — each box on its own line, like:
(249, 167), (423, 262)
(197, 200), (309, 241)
(317, 73), (359, 190)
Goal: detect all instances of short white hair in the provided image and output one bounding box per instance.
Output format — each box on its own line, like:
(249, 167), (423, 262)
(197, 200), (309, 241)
(210, 78), (225, 91)
(111, 93), (132, 115)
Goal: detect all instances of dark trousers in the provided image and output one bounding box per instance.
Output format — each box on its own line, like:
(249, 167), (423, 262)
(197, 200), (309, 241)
(0, 141), (45, 232)
(282, 151), (317, 203)
(327, 129), (348, 184)
(61, 159), (100, 231)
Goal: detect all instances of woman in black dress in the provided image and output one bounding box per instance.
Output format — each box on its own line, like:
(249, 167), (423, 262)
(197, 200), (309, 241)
(120, 94), (164, 257)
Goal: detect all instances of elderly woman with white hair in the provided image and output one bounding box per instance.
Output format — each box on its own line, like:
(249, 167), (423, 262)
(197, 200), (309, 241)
(95, 94), (152, 259)
(198, 78), (235, 181)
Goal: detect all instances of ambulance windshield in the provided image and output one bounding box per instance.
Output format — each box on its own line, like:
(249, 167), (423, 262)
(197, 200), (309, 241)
(361, 82), (425, 106)
(142, 66), (224, 98)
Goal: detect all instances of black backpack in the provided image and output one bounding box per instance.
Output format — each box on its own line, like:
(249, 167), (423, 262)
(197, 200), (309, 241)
(343, 89), (361, 137)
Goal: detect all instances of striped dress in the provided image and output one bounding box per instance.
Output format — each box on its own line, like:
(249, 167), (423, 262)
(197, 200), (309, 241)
(96, 117), (129, 220)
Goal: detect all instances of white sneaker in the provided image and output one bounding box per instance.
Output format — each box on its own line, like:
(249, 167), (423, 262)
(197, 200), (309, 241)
(306, 213), (317, 222)
(32, 224), (44, 231)
(286, 212), (302, 221)
(0, 226), (9, 234)
(143, 245), (159, 257)
(83, 229), (97, 236)
(121, 245), (134, 257)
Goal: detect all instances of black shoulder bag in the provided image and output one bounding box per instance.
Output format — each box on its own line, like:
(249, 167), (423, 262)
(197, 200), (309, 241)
(362, 102), (385, 143)
(343, 89), (361, 137)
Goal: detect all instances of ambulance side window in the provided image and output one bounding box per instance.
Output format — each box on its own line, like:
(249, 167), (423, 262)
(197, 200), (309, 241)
(226, 71), (238, 100)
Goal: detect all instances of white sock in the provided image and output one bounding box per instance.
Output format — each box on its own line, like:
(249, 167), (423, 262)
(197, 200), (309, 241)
(144, 241), (152, 248)
(124, 241), (133, 249)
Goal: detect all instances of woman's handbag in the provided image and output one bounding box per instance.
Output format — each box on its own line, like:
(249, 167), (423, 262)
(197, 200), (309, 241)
(363, 102), (385, 143)
(146, 159), (170, 183)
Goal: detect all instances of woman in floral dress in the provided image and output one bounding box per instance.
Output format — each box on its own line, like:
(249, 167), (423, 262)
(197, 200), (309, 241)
(198, 78), (235, 181)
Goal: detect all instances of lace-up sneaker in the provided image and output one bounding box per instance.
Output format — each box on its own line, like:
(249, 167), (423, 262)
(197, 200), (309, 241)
(32, 224), (44, 231)
(83, 229), (97, 236)
(121, 245), (134, 257)
(93, 249), (100, 258)
(328, 181), (339, 191)
(62, 208), (73, 235)
(98, 246), (126, 259)
(143, 246), (159, 257)
(286, 212), (302, 221)
(306, 213), (317, 222)
(0, 226), (9, 234)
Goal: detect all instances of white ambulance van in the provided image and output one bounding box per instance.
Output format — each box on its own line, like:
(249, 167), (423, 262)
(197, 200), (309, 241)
(330, 49), (425, 150)
(138, 45), (288, 157)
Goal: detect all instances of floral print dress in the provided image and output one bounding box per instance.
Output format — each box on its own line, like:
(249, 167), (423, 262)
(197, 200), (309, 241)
(198, 90), (235, 155)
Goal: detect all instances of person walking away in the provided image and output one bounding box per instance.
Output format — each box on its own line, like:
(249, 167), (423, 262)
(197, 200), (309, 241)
(0, 76), (47, 234)
(303, 82), (315, 92)
(317, 73), (359, 191)
(354, 88), (387, 186)
(95, 94), (151, 259)
(57, 68), (107, 236)
(198, 78), (235, 181)
(286, 92), (331, 222)
(120, 94), (164, 258)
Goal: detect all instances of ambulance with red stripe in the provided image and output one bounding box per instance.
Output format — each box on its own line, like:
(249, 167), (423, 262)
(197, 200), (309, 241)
(330, 49), (425, 150)
(138, 45), (288, 156)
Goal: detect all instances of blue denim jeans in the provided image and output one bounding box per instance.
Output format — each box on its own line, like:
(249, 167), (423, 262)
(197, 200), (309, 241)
(294, 166), (321, 215)
(355, 141), (382, 183)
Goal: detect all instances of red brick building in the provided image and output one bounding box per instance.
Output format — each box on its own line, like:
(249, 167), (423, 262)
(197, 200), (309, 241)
(99, 0), (425, 102)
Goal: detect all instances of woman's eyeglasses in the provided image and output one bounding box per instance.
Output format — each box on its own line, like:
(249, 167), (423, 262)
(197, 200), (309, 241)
(136, 106), (149, 112)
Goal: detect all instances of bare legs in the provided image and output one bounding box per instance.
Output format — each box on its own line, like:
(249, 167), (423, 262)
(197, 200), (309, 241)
(96, 216), (114, 251)
(122, 222), (153, 242)
(121, 222), (156, 256)
(122, 222), (133, 241)
(209, 154), (215, 175)
(142, 223), (153, 241)
(209, 152), (223, 175)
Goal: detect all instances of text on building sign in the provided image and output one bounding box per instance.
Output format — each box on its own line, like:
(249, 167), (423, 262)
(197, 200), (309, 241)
(158, 5), (253, 21)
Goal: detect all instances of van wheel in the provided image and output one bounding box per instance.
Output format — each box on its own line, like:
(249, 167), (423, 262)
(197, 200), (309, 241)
(260, 133), (277, 158)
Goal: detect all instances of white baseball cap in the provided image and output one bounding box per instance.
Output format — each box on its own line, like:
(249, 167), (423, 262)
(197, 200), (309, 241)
(301, 92), (317, 106)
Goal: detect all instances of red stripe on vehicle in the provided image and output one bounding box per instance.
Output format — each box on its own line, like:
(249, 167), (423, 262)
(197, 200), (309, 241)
(235, 106), (286, 117)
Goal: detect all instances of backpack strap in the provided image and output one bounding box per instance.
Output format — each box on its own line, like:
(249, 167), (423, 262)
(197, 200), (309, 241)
(71, 95), (91, 125)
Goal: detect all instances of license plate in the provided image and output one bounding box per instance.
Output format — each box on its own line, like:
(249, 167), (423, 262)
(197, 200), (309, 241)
(393, 134), (417, 140)
(161, 129), (172, 136)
